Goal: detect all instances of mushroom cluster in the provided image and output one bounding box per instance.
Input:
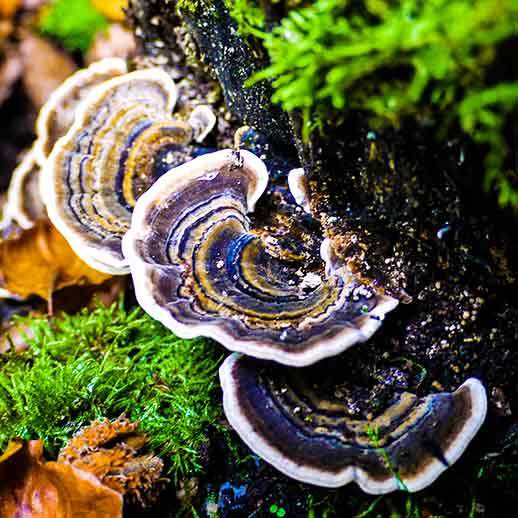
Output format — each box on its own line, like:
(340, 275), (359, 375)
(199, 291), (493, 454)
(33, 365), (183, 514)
(3, 58), (216, 274)
(42, 66), (215, 274)
(2, 58), (128, 233)
(24, 61), (487, 493)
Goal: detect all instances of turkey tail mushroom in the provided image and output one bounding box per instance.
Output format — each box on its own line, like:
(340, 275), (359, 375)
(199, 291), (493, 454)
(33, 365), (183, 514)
(40, 67), (201, 274)
(123, 149), (398, 366)
(220, 353), (488, 493)
(34, 58), (128, 167)
(2, 150), (46, 230)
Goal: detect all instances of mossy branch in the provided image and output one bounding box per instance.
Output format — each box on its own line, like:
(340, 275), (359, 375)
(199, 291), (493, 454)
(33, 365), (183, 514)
(239, 0), (518, 205)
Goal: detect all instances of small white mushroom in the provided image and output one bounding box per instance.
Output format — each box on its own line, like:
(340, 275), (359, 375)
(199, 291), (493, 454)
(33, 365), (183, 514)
(187, 105), (217, 143)
(288, 168), (311, 213)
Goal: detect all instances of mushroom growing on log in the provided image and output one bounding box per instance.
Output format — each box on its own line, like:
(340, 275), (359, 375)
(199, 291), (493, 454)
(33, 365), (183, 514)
(123, 148), (397, 366)
(220, 353), (487, 493)
(41, 67), (216, 274)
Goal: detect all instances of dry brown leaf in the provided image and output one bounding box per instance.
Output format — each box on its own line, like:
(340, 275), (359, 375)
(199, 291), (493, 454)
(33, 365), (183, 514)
(0, 439), (23, 462)
(23, 0), (46, 9)
(59, 418), (165, 507)
(0, 440), (123, 518)
(86, 23), (136, 64)
(19, 31), (77, 108)
(0, 0), (21, 18)
(0, 220), (111, 301)
(0, 48), (23, 105)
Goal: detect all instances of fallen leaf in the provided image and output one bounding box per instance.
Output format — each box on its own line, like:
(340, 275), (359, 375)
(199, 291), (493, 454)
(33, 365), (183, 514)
(23, 0), (46, 9)
(91, 0), (127, 22)
(0, 220), (111, 302)
(0, 47), (22, 106)
(0, 439), (23, 463)
(0, 0), (21, 18)
(0, 440), (123, 517)
(59, 417), (165, 507)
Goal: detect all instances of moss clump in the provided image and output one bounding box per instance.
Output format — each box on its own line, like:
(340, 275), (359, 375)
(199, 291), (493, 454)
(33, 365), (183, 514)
(224, 0), (268, 38)
(247, 0), (518, 206)
(459, 83), (518, 206)
(39, 0), (108, 52)
(223, 0), (307, 38)
(0, 302), (225, 479)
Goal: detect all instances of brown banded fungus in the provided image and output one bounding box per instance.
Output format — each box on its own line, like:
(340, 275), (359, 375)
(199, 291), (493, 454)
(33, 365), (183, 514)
(42, 67), (214, 274)
(2, 150), (46, 230)
(34, 58), (128, 167)
(220, 353), (488, 493)
(123, 149), (398, 366)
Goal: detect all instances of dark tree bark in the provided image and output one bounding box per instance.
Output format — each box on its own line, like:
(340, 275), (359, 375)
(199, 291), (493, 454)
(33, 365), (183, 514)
(129, 0), (296, 156)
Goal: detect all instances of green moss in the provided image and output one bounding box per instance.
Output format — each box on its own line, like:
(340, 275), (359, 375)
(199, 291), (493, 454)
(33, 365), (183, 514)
(248, 0), (518, 206)
(0, 302), (225, 479)
(459, 83), (518, 206)
(223, 1), (308, 38)
(224, 0), (268, 38)
(177, 0), (213, 13)
(39, 0), (108, 52)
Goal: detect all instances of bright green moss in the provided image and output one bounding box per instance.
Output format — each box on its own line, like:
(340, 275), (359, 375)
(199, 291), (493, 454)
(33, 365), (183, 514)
(223, 0), (308, 38)
(224, 0), (268, 38)
(246, 0), (518, 206)
(459, 83), (518, 207)
(253, 0), (518, 126)
(0, 302), (225, 479)
(39, 0), (108, 52)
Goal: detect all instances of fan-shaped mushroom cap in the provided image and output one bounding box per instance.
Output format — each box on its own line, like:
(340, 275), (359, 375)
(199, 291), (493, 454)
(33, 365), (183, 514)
(220, 353), (488, 493)
(288, 168), (310, 213)
(34, 58), (128, 167)
(188, 105), (217, 143)
(3, 150), (45, 229)
(123, 149), (398, 366)
(42, 67), (194, 274)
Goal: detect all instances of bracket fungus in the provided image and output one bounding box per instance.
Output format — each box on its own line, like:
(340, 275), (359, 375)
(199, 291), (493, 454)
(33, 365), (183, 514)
(188, 104), (217, 143)
(42, 66), (215, 274)
(2, 150), (45, 230)
(34, 58), (128, 167)
(220, 353), (488, 493)
(123, 149), (398, 366)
